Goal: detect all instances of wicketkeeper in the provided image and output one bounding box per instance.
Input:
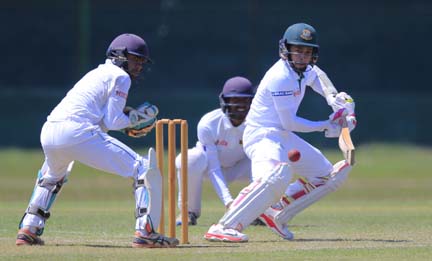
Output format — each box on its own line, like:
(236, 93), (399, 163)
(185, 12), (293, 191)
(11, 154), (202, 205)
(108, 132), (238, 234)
(16, 33), (179, 248)
(204, 23), (357, 242)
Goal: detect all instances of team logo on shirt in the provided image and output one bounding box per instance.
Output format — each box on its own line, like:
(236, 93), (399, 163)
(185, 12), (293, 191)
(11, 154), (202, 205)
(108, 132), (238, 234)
(116, 90), (128, 99)
(271, 90), (301, 97)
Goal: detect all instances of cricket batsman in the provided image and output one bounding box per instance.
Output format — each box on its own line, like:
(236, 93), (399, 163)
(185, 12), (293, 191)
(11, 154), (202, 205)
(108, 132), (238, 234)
(16, 33), (179, 248)
(204, 23), (357, 242)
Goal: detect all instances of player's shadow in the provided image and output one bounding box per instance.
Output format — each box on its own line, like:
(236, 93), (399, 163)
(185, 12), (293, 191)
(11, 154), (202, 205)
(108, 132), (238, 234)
(256, 224), (412, 243)
(294, 238), (411, 243)
(55, 243), (240, 249)
(253, 238), (411, 243)
(173, 244), (240, 249)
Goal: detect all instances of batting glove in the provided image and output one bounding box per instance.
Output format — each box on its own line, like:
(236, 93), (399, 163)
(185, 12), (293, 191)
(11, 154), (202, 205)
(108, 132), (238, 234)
(346, 115), (357, 132)
(324, 108), (348, 138)
(330, 92), (355, 115)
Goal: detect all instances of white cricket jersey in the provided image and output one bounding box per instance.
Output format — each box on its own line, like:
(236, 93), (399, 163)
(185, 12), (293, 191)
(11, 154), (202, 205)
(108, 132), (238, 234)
(42, 59), (132, 147)
(246, 59), (329, 133)
(197, 109), (247, 169)
(48, 59), (131, 130)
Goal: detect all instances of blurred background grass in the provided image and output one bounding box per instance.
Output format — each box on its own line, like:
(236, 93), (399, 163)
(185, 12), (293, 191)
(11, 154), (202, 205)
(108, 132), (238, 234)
(2, 143), (430, 202)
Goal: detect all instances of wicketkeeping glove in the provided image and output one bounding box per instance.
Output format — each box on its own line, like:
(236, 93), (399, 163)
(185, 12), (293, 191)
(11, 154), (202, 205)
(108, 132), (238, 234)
(122, 102), (159, 138)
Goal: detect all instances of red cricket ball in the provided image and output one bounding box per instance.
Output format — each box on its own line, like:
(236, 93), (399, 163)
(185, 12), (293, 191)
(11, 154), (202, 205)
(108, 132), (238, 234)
(288, 149), (301, 162)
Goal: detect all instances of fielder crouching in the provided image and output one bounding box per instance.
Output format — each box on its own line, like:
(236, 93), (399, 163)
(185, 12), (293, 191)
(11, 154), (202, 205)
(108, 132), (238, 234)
(16, 33), (179, 248)
(174, 76), (255, 226)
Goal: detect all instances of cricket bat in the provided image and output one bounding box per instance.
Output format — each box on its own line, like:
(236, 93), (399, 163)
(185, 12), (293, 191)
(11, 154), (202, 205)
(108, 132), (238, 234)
(338, 122), (355, 166)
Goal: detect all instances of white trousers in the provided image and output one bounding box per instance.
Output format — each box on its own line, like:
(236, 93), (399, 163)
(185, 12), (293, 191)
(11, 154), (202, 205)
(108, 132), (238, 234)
(243, 126), (333, 184)
(215, 126), (334, 229)
(176, 145), (251, 215)
(40, 121), (147, 182)
(21, 121), (148, 230)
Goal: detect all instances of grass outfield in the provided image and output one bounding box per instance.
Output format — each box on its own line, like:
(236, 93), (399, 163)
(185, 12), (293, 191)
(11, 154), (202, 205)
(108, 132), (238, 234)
(0, 143), (431, 260)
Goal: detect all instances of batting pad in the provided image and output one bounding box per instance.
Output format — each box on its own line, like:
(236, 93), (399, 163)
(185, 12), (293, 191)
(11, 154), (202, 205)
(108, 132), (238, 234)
(219, 163), (292, 231)
(135, 148), (162, 231)
(275, 160), (351, 224)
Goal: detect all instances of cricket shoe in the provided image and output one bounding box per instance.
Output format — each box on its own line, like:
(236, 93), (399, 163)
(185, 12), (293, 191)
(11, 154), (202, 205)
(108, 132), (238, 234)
(259, 207), (294, 240)
(16, 228), (44, 246)
(132, 231), (179, 248)
(250, 218), (266, 226)
(175, 212), (198, 226)
(204, 224), (248, 243)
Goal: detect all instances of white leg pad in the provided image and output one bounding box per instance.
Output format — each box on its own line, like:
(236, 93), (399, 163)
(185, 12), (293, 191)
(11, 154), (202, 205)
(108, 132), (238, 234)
(22, 186), (52, 229)
(135, 148), (162, 231)
(275, 160), (351, 224)
(219, 163), (291, 231)
(20, 161), (74, 235)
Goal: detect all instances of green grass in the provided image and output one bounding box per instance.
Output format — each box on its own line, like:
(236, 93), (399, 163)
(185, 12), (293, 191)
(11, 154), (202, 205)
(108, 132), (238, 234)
(1, 144), (432, 260)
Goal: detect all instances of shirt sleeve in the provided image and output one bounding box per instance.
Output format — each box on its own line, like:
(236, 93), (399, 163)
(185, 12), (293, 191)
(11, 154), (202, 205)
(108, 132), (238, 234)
(208, 168), (233, 206)
(102, 75), (131, 130)
(197, 120), (233, 205)
(270, 76), (328, 133)
(309, 65), (339, 106)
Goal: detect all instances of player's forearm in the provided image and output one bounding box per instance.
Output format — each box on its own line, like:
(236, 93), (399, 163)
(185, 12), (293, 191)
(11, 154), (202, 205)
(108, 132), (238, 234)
(313, 66), (338, 105)
(103, 113), (130, 130)
(103, 98), (130, 130)
(208, 169), (233, 205)
(203, 146), (233, 203)
(278, 108), (327, 133)
(319, 74), (338, 105)
(204, 145), (222, 172)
